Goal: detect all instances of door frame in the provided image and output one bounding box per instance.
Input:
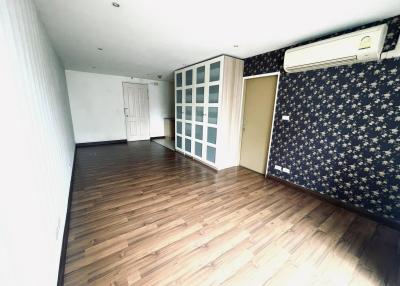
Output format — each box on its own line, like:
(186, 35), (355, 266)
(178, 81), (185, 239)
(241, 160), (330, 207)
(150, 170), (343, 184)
(122, 82), (150, 141)
(237, 72), (280, 176)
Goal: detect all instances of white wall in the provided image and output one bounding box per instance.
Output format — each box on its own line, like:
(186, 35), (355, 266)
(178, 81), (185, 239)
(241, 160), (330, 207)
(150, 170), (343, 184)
(66, 70), (174, 143)
(0, 0), (75, 285)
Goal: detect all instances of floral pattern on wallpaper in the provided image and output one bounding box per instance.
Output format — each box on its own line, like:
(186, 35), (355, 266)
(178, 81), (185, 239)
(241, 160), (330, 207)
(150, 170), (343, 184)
(270, 59), (400, 220)
(244, 15), (400, 221)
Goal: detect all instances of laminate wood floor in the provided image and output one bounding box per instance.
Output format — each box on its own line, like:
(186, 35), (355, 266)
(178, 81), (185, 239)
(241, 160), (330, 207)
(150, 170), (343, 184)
(64, 142), (400, 286)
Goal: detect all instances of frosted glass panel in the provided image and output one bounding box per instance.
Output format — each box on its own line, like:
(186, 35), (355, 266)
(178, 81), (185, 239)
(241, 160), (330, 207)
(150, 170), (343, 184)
(196, 66), (205, 84)
(196, 87), (204, 103)
(176, 73), (182, 87)
(185, 138), (191, 152)
(195, 107), (204, 122)
(176, 90), (182, 103)
(185, 88), (192, 103)
(209, 85), (219, 103)
(195, 125), (203, 140)
(195, 142), (202, 157)
(176, 106), (182, 119)
(207, 146), (216, 163)
(185, 123), (192, 137)
(186, 69), (193, 86)
(210, 62), (220, 82)
(208, 107), (218, 124)
(185, 106), (192, 121)
(177, 136), (182, 148)
(177, 121), (182, 134)
(207, 127), (217, 144)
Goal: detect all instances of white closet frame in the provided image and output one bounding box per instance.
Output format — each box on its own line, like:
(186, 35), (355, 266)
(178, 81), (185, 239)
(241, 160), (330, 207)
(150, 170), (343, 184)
(174, 55), (243, 170)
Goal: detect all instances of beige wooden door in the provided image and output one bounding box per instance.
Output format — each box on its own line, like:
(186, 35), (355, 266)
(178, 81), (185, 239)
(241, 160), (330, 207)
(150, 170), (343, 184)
(240, 76), (278, 174)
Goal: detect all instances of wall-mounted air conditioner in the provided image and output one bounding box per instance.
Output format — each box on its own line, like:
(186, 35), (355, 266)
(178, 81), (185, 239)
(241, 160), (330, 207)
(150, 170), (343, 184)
(283, 24), (388, 73)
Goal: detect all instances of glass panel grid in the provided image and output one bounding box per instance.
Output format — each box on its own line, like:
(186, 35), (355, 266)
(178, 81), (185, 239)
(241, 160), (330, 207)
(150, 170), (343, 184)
(185, 106), (192, 121)
(186, 70), (193, 86)
(195, 125), (203, 140)
(177, 136), (182, 148)
(209, 85), (219, 103)
(185, 138), (192, 152)
(207, 127), (217, 144)
(196, 87), (204, 103)
(176, 73), (182, 87)
(176, 90), (182, 103)
(210, 62), (220, 82)
(208, 107), (218, 124)
(176, 106), (182, 119)
(206, 146), (216, 163)
(195, 142), (202, 157)
(196, 66), (205, 84)
(196, 107), (204, 122)
(185, 123), (192, 137)
(177, 121), (182, 134)
(185, 88), (192, 103)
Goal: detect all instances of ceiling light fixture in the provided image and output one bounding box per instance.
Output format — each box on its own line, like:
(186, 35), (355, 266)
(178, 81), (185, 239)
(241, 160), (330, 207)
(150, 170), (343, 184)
(112, 2), (120, 7)
(233, 44), (239, 48)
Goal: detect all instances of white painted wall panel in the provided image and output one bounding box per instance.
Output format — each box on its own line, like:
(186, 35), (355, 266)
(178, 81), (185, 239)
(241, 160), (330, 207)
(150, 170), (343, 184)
(65, 70), (174, 143)
(0, 0), (75, 285)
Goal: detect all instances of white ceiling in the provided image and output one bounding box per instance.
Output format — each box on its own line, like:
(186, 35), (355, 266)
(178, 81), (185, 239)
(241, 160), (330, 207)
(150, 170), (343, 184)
(34, 0), (400, 81)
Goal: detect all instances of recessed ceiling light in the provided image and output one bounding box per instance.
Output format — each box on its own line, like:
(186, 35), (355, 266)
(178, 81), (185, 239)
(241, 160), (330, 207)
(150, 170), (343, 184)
(112, 2), (120, 7)
(97, 48), (103, 51)
(233, 44), (239, 48)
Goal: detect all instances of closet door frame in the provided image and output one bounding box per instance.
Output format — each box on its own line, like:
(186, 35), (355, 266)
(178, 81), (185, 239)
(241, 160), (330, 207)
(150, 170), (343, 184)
(183, 67), (194, 156)
(174, 55), (225, 169)
(204, 56), (224, 168)
(193, 63), (207, 161)
(174, 71), (184, 152)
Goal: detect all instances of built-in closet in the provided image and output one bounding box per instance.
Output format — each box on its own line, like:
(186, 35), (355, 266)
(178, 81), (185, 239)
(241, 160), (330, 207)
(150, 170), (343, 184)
(174, 55), (243, 170)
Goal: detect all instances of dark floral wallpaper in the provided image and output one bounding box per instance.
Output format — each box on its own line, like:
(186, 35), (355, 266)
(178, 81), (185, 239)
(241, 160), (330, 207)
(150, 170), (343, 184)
(244, 15), (400, 221)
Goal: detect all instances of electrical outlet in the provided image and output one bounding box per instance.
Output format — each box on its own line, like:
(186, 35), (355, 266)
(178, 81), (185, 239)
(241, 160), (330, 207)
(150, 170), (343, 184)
(282, 167), (290, 174)
(274, 165), (282, 171)
(282, 115), (290, 121)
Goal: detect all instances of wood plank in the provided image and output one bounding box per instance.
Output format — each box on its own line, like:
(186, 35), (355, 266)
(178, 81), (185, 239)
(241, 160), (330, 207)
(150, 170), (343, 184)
(63, 142), (400, 286)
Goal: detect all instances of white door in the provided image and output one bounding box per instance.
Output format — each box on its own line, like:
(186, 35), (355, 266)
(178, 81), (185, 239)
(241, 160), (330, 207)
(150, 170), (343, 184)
(123, 83), (150, 141)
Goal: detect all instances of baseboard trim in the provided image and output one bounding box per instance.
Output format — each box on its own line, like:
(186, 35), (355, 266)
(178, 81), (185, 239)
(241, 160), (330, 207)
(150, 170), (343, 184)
(267, 175), (400, 231)
(150, 136), (165, 140)
(76, 139), (127, 147)
(57, 147), (77, 286)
